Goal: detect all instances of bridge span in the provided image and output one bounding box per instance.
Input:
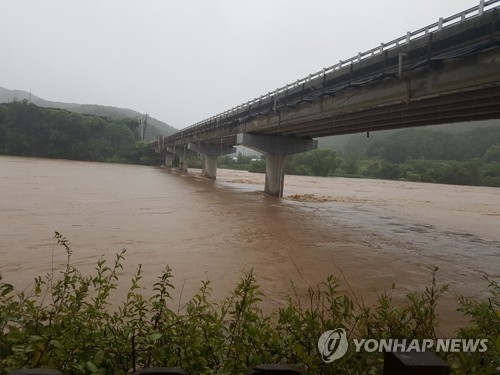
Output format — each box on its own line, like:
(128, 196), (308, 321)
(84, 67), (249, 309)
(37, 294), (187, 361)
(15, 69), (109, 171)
(153, 0), (500, 197)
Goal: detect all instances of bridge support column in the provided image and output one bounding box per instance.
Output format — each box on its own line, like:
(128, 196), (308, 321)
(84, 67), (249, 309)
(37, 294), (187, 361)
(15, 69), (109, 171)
(188, 143), (236, 180)
(178, 155), (189, 172)
(165, 154), (174, 167)
(167, 146), (196, 173)
(237, 133), (318, 197)
(265, 154), (286, 197)
(204, 155), (218, 179)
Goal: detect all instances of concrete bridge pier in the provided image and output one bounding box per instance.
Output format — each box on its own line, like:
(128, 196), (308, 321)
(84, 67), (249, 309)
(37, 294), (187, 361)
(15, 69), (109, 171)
(178, 155), (189, 172)
(167, 146), (196, 172)
(164, 153), (174, 167)
(204, 155), (217, 178)
(265, 154), (287, 198)
(237, 133), (318, 197)
(188, 143), (236, 179)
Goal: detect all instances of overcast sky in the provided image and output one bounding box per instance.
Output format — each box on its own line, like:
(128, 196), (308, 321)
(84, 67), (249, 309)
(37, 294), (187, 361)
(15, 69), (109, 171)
(1, 0), (480, 129)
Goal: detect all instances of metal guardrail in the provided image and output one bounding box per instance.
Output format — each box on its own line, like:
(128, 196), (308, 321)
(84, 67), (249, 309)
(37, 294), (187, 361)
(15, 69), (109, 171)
(177, 0), (499, 135)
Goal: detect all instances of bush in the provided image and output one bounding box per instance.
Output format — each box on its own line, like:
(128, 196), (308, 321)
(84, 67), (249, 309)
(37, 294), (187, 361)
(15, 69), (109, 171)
(0, 234), (498, 374)
(287, 150), (341, 177)
(483, 144), (500, 163)
(248, 160), (266, 173)
(339, 157), (359, 176)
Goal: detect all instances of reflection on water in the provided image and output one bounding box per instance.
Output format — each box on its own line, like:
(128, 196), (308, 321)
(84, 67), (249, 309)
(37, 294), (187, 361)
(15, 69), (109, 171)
(1, 155), (499, 335)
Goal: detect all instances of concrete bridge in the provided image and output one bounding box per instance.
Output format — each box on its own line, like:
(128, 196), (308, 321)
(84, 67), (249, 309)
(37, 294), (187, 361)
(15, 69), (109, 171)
(153, 0), (500, 197)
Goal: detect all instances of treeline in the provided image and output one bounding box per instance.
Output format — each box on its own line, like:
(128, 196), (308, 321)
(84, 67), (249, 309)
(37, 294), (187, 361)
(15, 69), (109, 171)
(346, 125), (500, 187)
(216, 151), (342, 177)
(346, 158), (500, 187)
(365, 126), (500, 163)
(0, 100), (153, 164)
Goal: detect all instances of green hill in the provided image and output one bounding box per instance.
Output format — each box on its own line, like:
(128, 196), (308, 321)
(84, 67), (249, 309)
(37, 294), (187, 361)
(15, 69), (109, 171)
(318, 120), (500, 155)
(0, 100), (156, 164)
(315, 120), (500, 187)
(0, 87), (177, 140)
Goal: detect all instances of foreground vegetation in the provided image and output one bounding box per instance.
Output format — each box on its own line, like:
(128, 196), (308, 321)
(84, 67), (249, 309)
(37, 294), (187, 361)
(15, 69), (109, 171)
(0, 233), (498, 374)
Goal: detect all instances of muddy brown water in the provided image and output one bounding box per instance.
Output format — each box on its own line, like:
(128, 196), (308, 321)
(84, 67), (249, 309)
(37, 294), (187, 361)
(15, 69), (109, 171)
(1, 155), (499, 336)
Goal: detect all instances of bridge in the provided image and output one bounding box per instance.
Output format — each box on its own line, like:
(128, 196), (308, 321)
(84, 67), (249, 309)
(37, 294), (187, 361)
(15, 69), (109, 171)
(153, 0), (500, 197)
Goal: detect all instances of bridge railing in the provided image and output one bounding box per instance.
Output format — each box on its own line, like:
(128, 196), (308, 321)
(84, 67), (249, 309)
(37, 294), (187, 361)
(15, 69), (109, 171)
(170, 0), (499, 138)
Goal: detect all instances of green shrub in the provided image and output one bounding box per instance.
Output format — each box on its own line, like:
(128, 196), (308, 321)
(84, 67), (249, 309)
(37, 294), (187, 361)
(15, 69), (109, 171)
(248, 160), (266, 173)
(0, 234), (498, 374)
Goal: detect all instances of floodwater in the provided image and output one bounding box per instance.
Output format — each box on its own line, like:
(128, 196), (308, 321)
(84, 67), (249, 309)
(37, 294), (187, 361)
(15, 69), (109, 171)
(1, 155), (499, 336)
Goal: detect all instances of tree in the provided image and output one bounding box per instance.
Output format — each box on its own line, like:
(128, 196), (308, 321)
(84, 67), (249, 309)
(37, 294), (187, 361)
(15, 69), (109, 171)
(340, 156), (359, 175)
(483, 144), (500, 163)
(287, 149), (340, 177)
(0, 100), (138, 163)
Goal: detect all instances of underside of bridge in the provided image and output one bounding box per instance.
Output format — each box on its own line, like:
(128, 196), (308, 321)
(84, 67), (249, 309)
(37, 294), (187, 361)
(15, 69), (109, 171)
(154, 6), (500, 197)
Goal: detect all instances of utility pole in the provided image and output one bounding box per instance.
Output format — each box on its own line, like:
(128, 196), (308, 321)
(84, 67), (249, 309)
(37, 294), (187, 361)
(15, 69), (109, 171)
(140, 113), (148, 141)
(139, 113), (148, 141)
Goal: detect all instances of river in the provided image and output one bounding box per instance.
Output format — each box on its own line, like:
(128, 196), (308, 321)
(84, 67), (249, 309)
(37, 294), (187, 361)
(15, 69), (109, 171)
(1, 155), (499, 335)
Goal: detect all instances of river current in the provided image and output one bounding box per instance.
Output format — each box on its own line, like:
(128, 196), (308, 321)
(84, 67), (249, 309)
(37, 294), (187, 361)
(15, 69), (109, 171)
(1, 155), (499, 335)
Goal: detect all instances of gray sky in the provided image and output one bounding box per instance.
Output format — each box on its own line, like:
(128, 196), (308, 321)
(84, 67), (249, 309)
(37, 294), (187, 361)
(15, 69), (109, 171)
(1, 0), (479, 129)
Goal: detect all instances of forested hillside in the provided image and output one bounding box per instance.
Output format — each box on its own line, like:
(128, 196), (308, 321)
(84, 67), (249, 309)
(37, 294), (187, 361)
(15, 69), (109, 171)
(317, 121), (500, 187)
(0, 100), (152, 163)
(318, 121), (500, 156)
(0, 87), (177, 140)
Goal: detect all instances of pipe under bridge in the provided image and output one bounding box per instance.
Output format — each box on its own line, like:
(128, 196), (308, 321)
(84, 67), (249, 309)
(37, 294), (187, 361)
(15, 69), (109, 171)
(153, 0), (500, 197)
